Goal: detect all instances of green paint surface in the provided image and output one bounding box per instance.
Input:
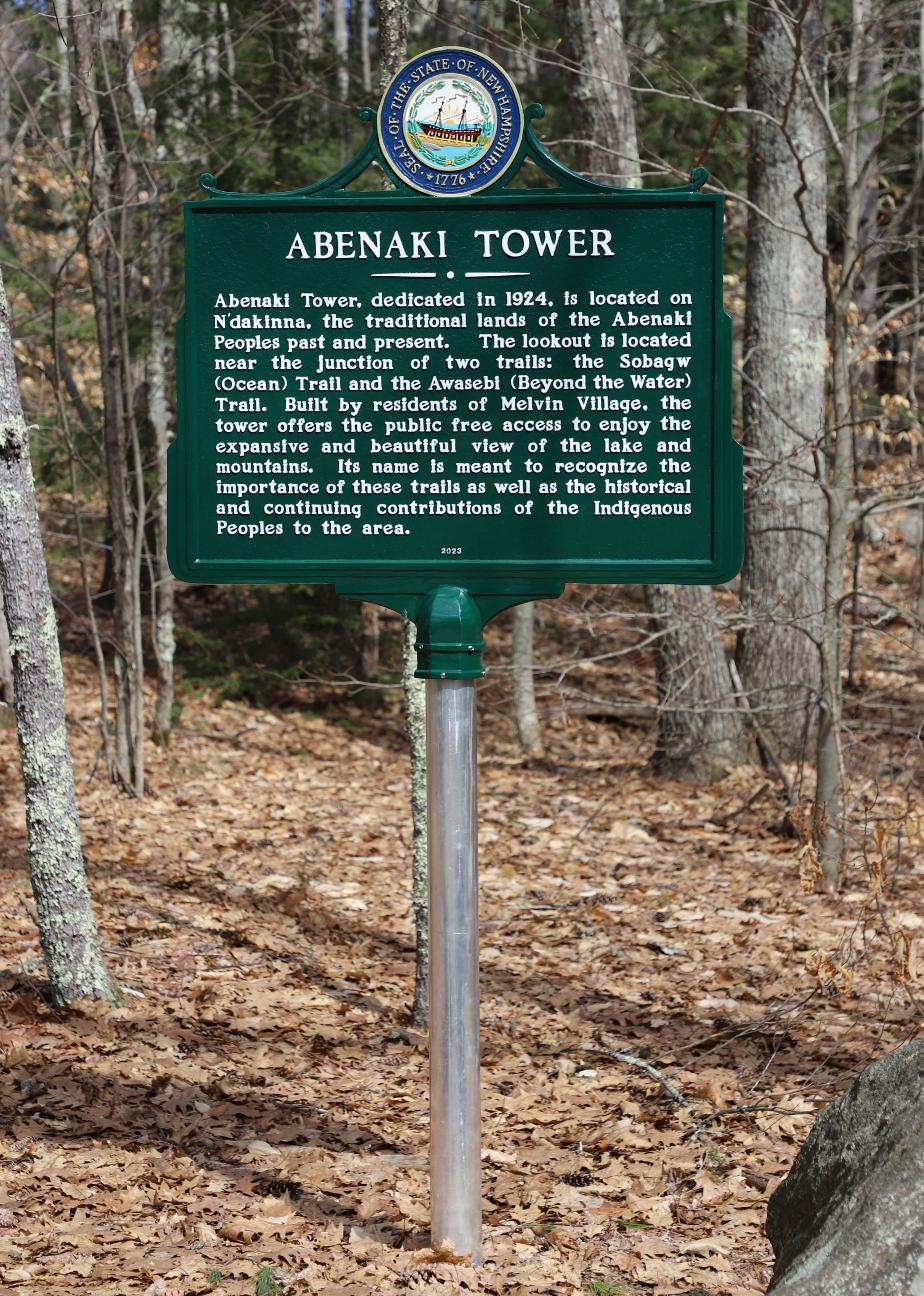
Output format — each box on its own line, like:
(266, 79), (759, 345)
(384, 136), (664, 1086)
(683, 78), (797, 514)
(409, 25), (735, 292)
(168, 118), (740, 610)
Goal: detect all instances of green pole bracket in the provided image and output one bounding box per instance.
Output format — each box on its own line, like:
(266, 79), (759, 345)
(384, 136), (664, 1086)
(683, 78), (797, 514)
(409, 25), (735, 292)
(413, 586), (486, 681)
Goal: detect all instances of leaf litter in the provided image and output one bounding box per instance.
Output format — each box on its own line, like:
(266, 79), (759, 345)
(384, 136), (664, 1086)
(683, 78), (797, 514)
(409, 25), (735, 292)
(0, 615), (922, 1296)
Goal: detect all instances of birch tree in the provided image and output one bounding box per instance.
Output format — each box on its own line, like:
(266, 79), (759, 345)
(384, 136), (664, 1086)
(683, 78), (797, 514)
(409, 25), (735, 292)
(0, 264), (112, 1006)
(736, 0), (828, 762)
(402, 619), (428, 1028)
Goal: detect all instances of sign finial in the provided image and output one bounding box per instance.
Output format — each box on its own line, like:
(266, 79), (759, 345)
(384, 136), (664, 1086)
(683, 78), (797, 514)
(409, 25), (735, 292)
(377, 47), (524, 196)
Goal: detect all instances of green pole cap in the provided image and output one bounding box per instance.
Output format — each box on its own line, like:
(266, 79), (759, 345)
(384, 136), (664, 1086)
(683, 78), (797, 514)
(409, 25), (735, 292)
(414, 586), (486, 680)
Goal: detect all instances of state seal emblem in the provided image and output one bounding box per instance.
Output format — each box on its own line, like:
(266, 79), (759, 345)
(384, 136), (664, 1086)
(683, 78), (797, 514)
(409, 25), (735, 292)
(378, 48), (523, 196)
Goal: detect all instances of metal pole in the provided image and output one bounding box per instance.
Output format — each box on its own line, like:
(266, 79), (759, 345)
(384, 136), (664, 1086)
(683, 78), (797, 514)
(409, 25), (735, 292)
(426, 677), (482, 1263)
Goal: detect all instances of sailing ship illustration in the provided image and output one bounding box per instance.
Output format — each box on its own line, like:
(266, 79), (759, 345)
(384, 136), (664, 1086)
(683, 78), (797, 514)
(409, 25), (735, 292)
(419, 95), (484, 145)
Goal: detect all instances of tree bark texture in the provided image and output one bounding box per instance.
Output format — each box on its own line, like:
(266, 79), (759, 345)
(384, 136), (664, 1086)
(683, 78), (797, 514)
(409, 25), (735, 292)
(117, 13), (176, 745)
(511, 602), (543, 756)
(646, 584), (745, 780)
(377, 0), (424, 1025)
(48, 0), (73, 156)
(814, 0), (871, 885)
(0, 586), (13, 703)
(332, 0), (350, 161)
(402, 617), (428, 1029)
(556, 0), (742, 775)
(815, 272), (856, 883)
(359, 603), (380, 679)
(554, 0), (640, 184)
(352, 0), (372, 95)
(70, 3), (146, 793)
(377, 0), (409, 91)
(737, 0), (828, 761)
(0, 16), (14, 215)
(0, 266), (112, 1005)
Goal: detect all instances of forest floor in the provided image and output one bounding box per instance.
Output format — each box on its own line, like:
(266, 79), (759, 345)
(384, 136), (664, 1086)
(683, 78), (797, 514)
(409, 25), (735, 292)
(1, 574), (923, 1295)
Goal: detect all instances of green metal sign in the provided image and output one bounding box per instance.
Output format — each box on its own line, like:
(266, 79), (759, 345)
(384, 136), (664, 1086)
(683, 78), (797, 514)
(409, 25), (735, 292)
(168, 51), (741, 676)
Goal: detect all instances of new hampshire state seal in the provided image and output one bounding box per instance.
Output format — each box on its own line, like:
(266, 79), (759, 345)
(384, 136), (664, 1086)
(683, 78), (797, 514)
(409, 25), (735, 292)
(378, 48), (523, 196)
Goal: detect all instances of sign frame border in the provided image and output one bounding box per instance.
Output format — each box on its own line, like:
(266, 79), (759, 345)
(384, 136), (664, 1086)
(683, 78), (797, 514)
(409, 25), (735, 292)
(168, 103), (741, 606)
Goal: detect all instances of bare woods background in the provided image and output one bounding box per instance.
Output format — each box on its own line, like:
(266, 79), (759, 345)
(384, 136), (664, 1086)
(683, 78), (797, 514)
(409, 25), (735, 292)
(0, 0), (923, 1007)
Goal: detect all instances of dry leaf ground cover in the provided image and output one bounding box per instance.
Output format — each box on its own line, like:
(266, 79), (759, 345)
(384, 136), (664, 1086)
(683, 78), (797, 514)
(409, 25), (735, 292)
(0, 590), (922, 1296)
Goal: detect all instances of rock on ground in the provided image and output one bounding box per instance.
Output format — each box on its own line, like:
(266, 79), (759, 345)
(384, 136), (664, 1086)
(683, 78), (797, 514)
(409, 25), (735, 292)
(766, 1041), (924, 1295)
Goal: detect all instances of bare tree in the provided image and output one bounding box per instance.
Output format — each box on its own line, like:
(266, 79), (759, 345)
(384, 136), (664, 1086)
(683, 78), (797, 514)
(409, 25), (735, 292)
(0, 588), (13, 704)
(352, 0), (372, 96)
(69, 3), (147, 793)
(511, 603), (543, 756)
(377, 0), (425, 1024)
(646, 584), (744, 780)
(0, 263), (113, 1005)
(332, 0), (351, 161)
(557, 0), (745, 777)
(554, 0), (639, 184)
(379, 0), (408, 89)
(116, 7), (176, 745)
(402, 619), (428, 1028)
(737, 0), (828, 762)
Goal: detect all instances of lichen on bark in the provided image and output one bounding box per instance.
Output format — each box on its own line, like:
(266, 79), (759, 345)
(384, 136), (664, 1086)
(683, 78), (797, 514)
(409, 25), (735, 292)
(0, 263), (113, 1005)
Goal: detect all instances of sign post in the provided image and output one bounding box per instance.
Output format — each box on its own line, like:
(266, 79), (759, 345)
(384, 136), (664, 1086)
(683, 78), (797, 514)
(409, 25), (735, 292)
(427, 673), (481, 1261)
(168, 46), (742, 1263)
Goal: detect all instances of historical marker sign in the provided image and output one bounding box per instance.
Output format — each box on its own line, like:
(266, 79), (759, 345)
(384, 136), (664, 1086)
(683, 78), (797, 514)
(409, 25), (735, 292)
(168, 55), (741, 610)
(167, 49), (744, 1266)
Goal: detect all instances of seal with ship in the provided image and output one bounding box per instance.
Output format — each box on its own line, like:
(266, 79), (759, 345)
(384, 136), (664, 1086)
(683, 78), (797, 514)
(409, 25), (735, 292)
(378, 48), (523, 196)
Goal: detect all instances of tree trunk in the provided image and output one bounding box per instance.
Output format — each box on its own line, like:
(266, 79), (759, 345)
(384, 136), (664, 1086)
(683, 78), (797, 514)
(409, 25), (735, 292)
(118, 11), (175, 746)
(432, 0), (474, 44)
(0, 15), (15, 217)
(814, 0), (870, 887)
(203, 2), (221, 116)
(218, 1), (239, 120)
(377, 0), (408, 90)
(332, 0), (350, 162)
(557, 0), (743, 774)
(378, 0), (423, 1024)
(70, 2), (146, 794)
(359, 603), (380, 679)
(149, 203), (175, 745)
(0, 265), (113, 1005)
(737, 0), (828, 761)
(0, 586), (13, 704)
(854, 4), (884, 399)
(511, 602), (543, 757)
(54, 0), (72, 156)
(403, 617), (428, 1029)
(915, 505), (924, 650)
(554, 0), (639, 184)
(816, 266), (856, 888)
(352, 0), (372, 96)
(646, 584), (744, 780)
(481, 0), (507, 63)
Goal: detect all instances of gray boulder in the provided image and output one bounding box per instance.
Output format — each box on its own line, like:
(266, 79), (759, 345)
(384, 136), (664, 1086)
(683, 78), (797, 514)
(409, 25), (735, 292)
(766, 1041), (924, 1295)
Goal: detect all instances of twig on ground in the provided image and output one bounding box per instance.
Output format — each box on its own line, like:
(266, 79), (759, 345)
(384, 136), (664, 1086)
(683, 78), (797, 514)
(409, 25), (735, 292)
(586, 1041), (691, 1108)
(709, 781), (771, 825)
(693, 1101), (817, 1131)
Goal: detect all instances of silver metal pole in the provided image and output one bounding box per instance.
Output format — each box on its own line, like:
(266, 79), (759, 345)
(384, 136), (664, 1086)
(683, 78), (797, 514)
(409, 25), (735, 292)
(426, 677), (482, 1263)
